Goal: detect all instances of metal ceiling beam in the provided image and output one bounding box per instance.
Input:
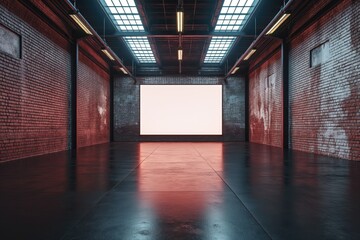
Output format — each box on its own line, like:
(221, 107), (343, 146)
(105, 33), (255, 38)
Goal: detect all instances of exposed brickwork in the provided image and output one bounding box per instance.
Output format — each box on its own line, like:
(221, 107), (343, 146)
(0, 1), (112, 162)
(0, 3), (71, 162)
(223, 77), (246, 141)
(1, 0), (358, 162)
(289, 0), (360, 160)
(113, 77), (139, 141)
(77, 47), (110, 148)
(249, 50), (283, 148)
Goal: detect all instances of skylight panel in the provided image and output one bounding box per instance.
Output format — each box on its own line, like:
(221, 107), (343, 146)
(99, 0), (157, 64)
(101, 0), (144, 32)
(215, 0), (257, 33)
(123, 37), (156, 63)
(204, 0), (258, 64)
(204, 37), (236, 64)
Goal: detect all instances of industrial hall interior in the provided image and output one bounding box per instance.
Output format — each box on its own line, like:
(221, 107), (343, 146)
(0, 0), (359, 239)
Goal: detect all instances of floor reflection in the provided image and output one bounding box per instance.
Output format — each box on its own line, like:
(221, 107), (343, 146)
(135, 143), (226, 239)
(0, 142), (359, 239)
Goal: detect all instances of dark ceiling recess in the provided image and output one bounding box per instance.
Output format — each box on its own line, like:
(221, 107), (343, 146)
(76, 0), (286, 76)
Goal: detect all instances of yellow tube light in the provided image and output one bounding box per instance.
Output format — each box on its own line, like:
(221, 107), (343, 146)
(177, 10), (184, 32)
(178, 48), (183, 61)
(266, 13), (291, 35)
(120, 67), (128, 75)
(231, 67), (240, 75)
(70, 14), (93, 35)
(102, 49), (115, 61)
(244, 48), (257, 61)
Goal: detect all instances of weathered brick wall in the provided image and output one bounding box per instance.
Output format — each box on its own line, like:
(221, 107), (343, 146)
(249, 50), (283, 148)
(113, 77), (139, 141)
(289, 0), (360, 160)
(77, 44), (110, 148)
(0, 1), (112, 161)
(223, 77), (246, 141)
(113, 75), (245, 141)
(0, 2), (71, 162)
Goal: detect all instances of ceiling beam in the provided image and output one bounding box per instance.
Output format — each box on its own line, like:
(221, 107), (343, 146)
(105, 33), (256, 38)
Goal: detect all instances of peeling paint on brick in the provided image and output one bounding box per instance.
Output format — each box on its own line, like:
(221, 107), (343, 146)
(77, 50), (110, 148)
(249, 50), (283, 148)
(290, 0), (359, 160)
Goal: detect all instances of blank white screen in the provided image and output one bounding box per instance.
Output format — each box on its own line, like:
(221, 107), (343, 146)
(140, 85), (222, 135)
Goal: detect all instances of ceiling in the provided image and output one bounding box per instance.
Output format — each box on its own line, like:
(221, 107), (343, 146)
(75, 0), (286, 76)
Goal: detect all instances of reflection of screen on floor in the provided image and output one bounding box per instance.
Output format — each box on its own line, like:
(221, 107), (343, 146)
(140, 85), (222, 135)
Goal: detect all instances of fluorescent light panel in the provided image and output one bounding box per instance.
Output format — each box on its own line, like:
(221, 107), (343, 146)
(70, 14), (93, 35)
(266, 13), (291, 35)
(231, 67), (240, 74)
(204, 0), (259, 64)
(177, 10), (184, 32)
(120, 67), (128, 74)
(178, 48), (183, 61)
(102, 49), (115, 61)
(243, 48), (256, 60)
(100, 0), (156, 64)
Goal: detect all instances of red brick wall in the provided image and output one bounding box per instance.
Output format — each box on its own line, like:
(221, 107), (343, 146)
(289, 0), (360, 160)
(249, 50), (283, 148)
(0, 2), (71, 162)
(0, 1), (112, 162)
(77, 45), (110, 148)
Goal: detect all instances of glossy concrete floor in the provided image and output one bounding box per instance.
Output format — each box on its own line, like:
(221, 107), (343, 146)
(0, 142), (359, 240)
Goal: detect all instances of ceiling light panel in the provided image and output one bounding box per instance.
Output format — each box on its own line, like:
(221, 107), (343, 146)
(215, 0), (257, 33)
(101, 0), (144, 32)
(203, 0), (258, 64)
(123, 37), (156, 63)
(204, 36), (236, 64)
(100, 0), (157, 64)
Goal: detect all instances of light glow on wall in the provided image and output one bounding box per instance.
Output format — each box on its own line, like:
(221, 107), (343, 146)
(140, 85), (222, 135)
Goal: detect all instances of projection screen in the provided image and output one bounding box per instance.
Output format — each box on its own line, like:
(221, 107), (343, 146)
(140, 85), (222, 135)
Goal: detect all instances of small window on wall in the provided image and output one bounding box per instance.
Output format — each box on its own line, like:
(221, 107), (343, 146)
(310, 41), (330, 67)
(0, 24), (21, 59)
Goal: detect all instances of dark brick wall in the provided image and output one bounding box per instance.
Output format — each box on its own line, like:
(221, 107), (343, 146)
(77, 47), (110, 148)
(249, 50), (283, 148)
(223, 77), (246, 141)
(0, 2), (71, 162)
(289, 0), (360, 160)
(114, 76), (245, 141)
(113, 77), (139, 141)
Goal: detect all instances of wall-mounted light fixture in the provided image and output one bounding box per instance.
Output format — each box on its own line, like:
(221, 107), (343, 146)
(69, 13), (93, 35)
(244, 48), (257, 61)
(266, 13), (291, 35)
(120, 67), (128, 75)
(176, 8), (184, 32)
(178, 47), (183, 61)
(231, 67), (240, 75)
(101, 48), (115, 61)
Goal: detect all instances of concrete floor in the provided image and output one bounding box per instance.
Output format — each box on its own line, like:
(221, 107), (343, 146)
(0, 142), (359, 240)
